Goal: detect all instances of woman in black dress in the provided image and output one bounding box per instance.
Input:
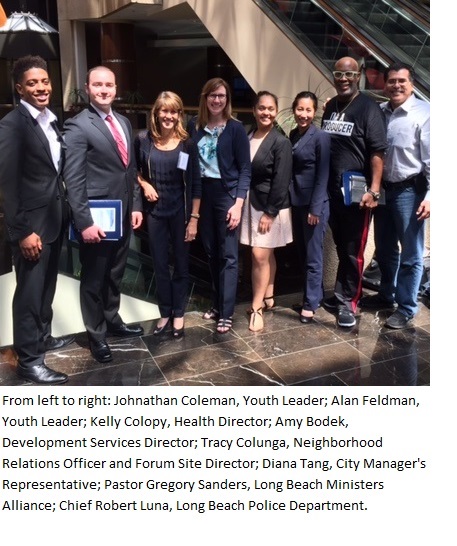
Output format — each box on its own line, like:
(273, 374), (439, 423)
(135, 91), (201, 338)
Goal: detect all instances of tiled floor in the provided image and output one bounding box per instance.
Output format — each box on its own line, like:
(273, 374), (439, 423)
(0, 291), (430, 387)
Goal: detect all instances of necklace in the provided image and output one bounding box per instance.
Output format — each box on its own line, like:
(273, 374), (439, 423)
(156, 136), (178, 150)
(335, 91), (359, 121)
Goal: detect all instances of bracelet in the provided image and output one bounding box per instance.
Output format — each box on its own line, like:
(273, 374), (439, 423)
(190, 213), (200, 219)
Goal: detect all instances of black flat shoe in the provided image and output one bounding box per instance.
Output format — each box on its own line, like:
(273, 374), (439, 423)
(172, 327), (184, 339)
(300, 311), (314, 324)
(172, 317), (184, 339)
(153, 319), (171, 336)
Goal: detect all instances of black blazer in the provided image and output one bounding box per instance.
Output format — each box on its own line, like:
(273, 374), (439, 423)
(0, 103), (65, 244)
(63, 106), (142, 232)
(249, 127), (292, 217)
(289, 124), (331, 216)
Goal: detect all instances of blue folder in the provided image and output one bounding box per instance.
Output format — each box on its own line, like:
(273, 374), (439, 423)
(342, 172), (385, 206)
(69, 199), (123, 241)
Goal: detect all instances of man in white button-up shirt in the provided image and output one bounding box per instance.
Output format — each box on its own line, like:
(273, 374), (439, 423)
(0, 55), (73, 384)
(361, 62), (430, 329)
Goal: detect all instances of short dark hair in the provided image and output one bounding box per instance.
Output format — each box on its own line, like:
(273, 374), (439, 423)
(384, 62), (415, 82)
(85, 66), (115, 85)
(12, 55), (48, 83)
(292, 91), (318, 111)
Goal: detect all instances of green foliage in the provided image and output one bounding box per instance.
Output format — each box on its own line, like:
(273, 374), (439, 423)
(68, 87), (86, 112)
(125, 89), (144, 105)
(68, 87), (86, 104)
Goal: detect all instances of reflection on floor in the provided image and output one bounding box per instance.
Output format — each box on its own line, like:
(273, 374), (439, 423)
(0, 292), (430, 387)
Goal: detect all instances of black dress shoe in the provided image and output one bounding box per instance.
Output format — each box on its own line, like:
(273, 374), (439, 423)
(300, 313), (314, 324)
(89, 340), (113, 363)
(45, 335), (75, 351)
(17, 363), (68, 385)
(109, 323), (144, 337)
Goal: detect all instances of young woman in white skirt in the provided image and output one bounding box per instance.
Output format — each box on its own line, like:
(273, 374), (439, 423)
(240, 91), (293, 331)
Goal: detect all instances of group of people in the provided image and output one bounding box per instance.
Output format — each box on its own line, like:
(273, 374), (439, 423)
(0, 53), (430, 385)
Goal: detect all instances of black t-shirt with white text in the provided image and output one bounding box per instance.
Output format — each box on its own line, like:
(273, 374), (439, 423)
(322, 92), (387, 199)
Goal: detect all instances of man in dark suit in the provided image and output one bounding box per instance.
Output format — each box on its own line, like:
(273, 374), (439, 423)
(63, 66), (143, 363)
(0, 55), (74, 384)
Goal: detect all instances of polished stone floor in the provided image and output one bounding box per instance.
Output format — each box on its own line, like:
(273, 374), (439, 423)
(0, 291), (430, 387)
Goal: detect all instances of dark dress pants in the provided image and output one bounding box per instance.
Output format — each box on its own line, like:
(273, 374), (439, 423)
(200, 181), (239, 319)
(292, 201), (329, 312)
(329, 197), (371, 313)
(11, 235), (63, 367)
(79, 226), (130, 342)
(147, 208), (189, 319)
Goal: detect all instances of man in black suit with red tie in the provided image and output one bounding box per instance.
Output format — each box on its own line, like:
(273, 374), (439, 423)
(0, 55), (74, 384)
(63, 66), (143, 363)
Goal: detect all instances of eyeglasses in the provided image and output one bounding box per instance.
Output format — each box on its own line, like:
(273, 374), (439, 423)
(333, 71), (360, 80)
(208, 93), (227, 100)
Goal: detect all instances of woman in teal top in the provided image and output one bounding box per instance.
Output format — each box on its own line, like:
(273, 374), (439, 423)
(188, 78), (251, 334)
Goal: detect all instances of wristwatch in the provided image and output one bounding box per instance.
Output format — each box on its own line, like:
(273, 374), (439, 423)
(367, 189), (381, 201)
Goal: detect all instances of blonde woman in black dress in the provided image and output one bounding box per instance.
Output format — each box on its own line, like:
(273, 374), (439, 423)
(135, 91), (201, 338)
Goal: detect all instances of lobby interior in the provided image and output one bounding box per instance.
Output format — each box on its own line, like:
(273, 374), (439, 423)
(0, 0), (430, 387)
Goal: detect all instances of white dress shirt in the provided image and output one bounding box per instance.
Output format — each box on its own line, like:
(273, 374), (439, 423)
(381, 94), (430, 201)
(21, 99), (61, 171)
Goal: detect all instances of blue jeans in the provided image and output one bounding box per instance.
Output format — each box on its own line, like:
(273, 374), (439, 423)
(373, 186), (426, 318)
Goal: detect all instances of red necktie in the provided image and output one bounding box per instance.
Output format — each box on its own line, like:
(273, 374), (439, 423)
(105, 114), (128, 166)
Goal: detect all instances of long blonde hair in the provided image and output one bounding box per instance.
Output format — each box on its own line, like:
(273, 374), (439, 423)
(150, 91), (188, 141)
(196, 78), (232, 129)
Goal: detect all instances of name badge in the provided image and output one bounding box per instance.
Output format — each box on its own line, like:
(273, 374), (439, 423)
(177, 151), (189, 170)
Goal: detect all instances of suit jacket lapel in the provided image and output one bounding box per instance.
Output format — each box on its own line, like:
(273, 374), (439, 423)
(19, 104), (56, 171)
(292, 124), (316, 155)
(252, 127), (278, 168)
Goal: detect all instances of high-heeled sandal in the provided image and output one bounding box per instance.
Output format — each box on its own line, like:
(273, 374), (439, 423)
(263, 295), (275, 311)
(216, 318), (233, 334)
(248, 307), (264, 332)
